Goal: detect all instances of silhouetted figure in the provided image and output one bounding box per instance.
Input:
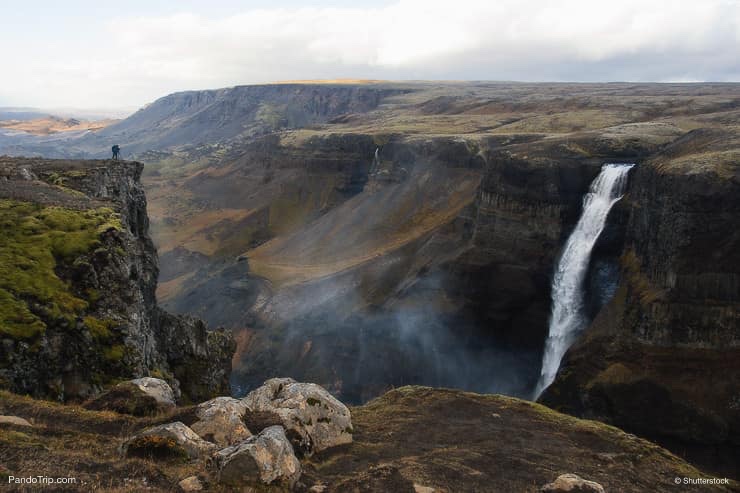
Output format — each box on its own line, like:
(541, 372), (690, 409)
(111, 144), (120, 160)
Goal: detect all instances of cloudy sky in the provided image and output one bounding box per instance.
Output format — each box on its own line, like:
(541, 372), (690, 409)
(1, 0), (739, 111)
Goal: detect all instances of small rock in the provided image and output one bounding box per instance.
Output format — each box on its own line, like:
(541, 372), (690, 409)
(130, 377), (177, 407)
(191, 396), (251, 446)
(212, 425), (300, 488)
(0, 415), (32, 427)
(541, 473), (605, 493)
(178, 476), (203, 491)
(242, 377), (353, 455)
(123, 422), (217, 460)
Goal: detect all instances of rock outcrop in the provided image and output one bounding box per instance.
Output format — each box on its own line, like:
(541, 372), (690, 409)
(123, 422), (217, 460)
(543, 129), (740, 477)
(191, 396), (251, 447)
(130, 377), (177, 407)
(84, 377), (176, 416)
(0, 157), (234, 402)
(211, 425), (301, 489)
(242, 377), (353, 455)
(84, 382), (164, 416)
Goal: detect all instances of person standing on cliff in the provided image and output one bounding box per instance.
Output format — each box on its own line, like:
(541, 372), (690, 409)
(111, 144), (120, 160)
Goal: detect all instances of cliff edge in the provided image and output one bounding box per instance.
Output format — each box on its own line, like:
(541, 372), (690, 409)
(0, 157), (234, 402)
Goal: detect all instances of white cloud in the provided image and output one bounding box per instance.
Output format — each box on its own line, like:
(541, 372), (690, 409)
(2, 0), (739, 109)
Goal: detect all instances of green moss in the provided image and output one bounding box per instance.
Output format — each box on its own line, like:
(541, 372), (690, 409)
(83, 316), (116, 341)
(0, 200), (121, 339)
(307, 397), (321, 406)
(46, 172), (65, 186)
(85, 288), (101, 303)
(104, 345), (125, 362)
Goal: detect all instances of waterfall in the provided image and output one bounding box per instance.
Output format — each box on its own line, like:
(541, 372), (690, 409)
(370, 147), (380, 174)
(533, 163), (634, 399)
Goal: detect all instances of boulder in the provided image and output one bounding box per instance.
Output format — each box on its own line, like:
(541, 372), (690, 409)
(541, 474), (605, 493)
(84, 382), (162, 416)
(130, 377), (177, 407)
(191, 396), (251, 447)
(242, 377), (353, 455)
(0, 415), (32, 427)
(178, 476), (204, 491)
(122, 422), (216, 460)
(212, 425), (300, 489)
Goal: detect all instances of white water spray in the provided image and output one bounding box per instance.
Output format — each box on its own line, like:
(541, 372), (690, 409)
(534, 163), (634, 399)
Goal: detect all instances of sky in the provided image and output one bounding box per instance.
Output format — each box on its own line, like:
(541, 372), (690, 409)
(1, 0), (739, 111)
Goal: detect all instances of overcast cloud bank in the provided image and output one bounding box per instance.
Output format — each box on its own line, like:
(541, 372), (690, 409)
(1, 0), (739, 108)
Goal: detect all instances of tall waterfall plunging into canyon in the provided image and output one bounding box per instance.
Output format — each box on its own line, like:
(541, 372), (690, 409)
(534, 163), (634, 398)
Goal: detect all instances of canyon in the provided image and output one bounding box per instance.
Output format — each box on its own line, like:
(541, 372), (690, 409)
(1, 81), (738, 484)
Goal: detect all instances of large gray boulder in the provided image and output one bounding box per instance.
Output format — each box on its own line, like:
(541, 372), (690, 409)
(212, 425), (300, 488)
(541, 474), (605, 493)
(122, 422), (216, 460)
(191, 396), (251, 447)
(242, 378), (353, 455)
(130, 377), (177, 407)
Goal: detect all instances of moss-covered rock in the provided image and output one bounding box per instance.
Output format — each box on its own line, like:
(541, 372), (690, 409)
(0, 200), (120, 339)
(0, 158), (234, 402)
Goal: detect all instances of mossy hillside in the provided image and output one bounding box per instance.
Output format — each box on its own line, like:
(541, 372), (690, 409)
(0, 199), (121, 340)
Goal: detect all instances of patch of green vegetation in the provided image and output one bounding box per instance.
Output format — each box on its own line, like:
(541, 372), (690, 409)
(0, 200), (121, 340)
(103, 345), (126, 362)
(306, 397), (321, 406)
(83, 316), (116, 341)
(85, 288), (100, 303)
(256, 102), (287, 130)
(42, 171), (91, 198)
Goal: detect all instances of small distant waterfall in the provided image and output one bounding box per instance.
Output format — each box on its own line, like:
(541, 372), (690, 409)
(370, 147), (380, 174)
(534, 163), (634, 399)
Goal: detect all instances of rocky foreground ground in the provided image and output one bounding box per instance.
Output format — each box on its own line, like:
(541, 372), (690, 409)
(1, 380), (734, 492)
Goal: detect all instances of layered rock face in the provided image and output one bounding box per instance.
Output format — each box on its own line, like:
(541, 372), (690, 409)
(0, 157), (233, 402)
(543, 129), (740, 476)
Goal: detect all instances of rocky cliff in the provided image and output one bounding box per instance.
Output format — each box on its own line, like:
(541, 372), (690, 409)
(542, 127), (740, 477)
(0, 157), (233, 402)
(3, 82), (738, 479)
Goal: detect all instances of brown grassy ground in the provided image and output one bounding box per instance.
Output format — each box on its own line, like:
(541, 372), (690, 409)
(1, 387), (734, 492)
